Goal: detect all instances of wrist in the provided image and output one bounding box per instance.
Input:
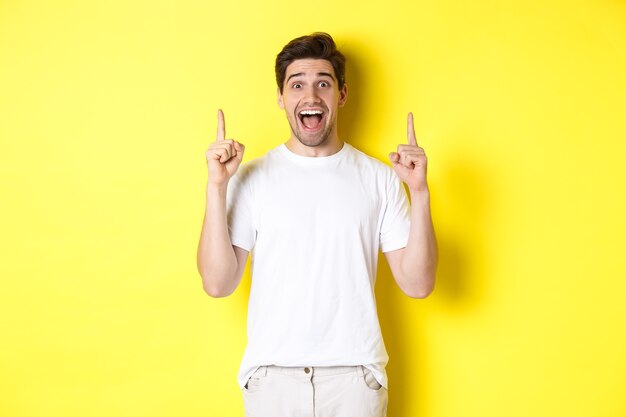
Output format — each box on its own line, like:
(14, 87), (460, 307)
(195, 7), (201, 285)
(409, 186), (430, 199)
(206, 181), (228, 195)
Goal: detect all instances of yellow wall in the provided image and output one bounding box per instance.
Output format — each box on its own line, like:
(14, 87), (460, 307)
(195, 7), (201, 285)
(1, 0), (625, 416)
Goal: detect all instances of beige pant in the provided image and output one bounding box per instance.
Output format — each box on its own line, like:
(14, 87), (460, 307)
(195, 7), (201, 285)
(241, 365), (388, 417)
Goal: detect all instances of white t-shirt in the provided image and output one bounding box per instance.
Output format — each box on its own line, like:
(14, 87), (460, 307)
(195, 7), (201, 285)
(226, 142), (410, 390)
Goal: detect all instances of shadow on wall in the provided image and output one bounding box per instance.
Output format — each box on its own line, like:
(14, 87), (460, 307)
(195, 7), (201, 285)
(433, 154), (493, 309)
(337, 44), (374, 151)
(376, 147), (495, 416)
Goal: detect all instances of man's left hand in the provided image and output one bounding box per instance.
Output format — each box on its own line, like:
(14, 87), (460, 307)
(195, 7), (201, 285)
(389, 112), (429, 194)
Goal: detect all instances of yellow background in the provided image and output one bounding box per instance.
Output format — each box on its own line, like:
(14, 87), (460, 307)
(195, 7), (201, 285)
(1, 0), (625, 416)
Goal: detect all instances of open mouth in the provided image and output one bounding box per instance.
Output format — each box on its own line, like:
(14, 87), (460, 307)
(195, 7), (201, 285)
(297, 108), (325, 132)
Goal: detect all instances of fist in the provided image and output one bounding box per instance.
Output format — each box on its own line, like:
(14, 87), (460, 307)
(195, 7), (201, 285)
(389, 112), (428, 193)
(206, 109), (245, 186)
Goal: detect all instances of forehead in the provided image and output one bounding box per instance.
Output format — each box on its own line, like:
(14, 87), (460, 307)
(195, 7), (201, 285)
(285, 59), (336, 79)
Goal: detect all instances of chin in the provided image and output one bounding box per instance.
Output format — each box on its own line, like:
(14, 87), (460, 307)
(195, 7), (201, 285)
(295, 128), (332, 148)
(297, 136), (327, 147)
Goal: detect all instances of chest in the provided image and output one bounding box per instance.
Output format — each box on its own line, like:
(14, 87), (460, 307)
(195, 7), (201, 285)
(255, 167), (384, 236)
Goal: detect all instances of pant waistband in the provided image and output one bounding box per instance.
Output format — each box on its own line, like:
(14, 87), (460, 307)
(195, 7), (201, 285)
(253, 365), (365, 378)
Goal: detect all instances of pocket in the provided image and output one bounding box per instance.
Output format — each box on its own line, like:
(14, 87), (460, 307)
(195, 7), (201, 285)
(243, 377), (262, 393)
(361, 367), (383, 391)
(242, 367), (266, 394)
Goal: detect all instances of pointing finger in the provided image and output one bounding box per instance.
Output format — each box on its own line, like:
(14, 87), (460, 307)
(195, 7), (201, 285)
(217, 109), (225, 141)
(407, 112), (417, 146)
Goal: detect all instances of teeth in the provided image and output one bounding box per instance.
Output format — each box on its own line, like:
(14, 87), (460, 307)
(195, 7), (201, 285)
(299, 110), (323, 115)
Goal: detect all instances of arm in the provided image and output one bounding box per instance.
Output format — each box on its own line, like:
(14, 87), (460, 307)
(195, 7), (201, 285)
(197, 184), (249, 297)
(384, 189), (437, 298)
(196, 109), (248, 298)
(385, 112), (438, 298)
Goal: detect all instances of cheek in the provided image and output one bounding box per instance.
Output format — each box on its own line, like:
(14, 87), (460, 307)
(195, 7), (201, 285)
(324, 92), (340, 105)
(289, 100), (300, 113)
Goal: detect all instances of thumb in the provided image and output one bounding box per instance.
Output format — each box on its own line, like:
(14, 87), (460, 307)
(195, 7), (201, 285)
(234, 141), (245, 160)
(390, 152), (409, 179)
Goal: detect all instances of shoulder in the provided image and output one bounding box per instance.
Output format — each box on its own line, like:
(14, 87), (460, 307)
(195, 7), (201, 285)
(344, 144), (404, 199)
(231, 144), (282, 184)
(345, 143), (396, 179)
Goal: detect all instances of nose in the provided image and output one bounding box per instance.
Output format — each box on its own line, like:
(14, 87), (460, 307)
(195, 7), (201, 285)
(302, 85), (321, 104)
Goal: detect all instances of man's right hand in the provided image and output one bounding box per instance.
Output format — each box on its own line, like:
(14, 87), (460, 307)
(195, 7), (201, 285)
(205, 109), (245, 186)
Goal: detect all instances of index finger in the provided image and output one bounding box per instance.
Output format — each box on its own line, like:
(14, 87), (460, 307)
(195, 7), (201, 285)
(216, 109), (225, 141)
(407, 112), (417, 146)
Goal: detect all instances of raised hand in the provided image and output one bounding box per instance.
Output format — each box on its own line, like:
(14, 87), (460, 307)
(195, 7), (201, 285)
(205, 109), (245, 186)
(389, 112), (428, 193)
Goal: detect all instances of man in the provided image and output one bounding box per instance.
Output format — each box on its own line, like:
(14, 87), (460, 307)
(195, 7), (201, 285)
(197, 32), (437, 417)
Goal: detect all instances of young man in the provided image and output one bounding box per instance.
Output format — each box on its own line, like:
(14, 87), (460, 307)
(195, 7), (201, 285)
(197, 32), (437, 417)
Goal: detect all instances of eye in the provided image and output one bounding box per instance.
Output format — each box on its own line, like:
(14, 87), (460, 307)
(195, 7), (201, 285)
(318, 81), (329, 88)
(292, 83), (302, 89)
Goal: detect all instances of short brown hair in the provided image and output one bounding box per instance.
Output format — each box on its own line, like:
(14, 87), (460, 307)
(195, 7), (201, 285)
(275, 32), (346, 94)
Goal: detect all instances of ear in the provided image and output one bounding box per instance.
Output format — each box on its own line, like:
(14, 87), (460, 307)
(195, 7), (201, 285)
(277, 87), (285, 110)
(338, 83), (348, 108)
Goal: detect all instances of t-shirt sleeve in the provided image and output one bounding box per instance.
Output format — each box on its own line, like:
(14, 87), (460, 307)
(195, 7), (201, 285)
(379, 170), (411, 253)
(226, 164), (257, 252)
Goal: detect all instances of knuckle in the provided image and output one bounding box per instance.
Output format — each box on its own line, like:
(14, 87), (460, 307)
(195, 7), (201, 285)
(209, 141), (224, 149)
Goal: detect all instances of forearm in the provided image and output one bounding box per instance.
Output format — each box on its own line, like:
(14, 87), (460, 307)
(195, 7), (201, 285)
(402, 189), (438, 297)
(196, 183), (238, 296)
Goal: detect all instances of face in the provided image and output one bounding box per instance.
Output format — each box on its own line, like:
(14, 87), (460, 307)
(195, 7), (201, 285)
(278, 59), (348, 147)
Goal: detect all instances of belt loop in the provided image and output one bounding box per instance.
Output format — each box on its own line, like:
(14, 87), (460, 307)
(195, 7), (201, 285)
(259, 366), (267, 377)
(357, 365), (365, 378)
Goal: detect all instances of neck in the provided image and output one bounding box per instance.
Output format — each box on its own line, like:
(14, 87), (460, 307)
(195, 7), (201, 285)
(285, 129), (343, 157)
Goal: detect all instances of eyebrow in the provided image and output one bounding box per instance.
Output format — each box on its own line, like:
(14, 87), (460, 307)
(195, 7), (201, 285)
(286, 72), (336, 83)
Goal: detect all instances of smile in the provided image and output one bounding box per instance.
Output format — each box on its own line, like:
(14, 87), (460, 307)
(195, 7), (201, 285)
(297, 108), (326, 132)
